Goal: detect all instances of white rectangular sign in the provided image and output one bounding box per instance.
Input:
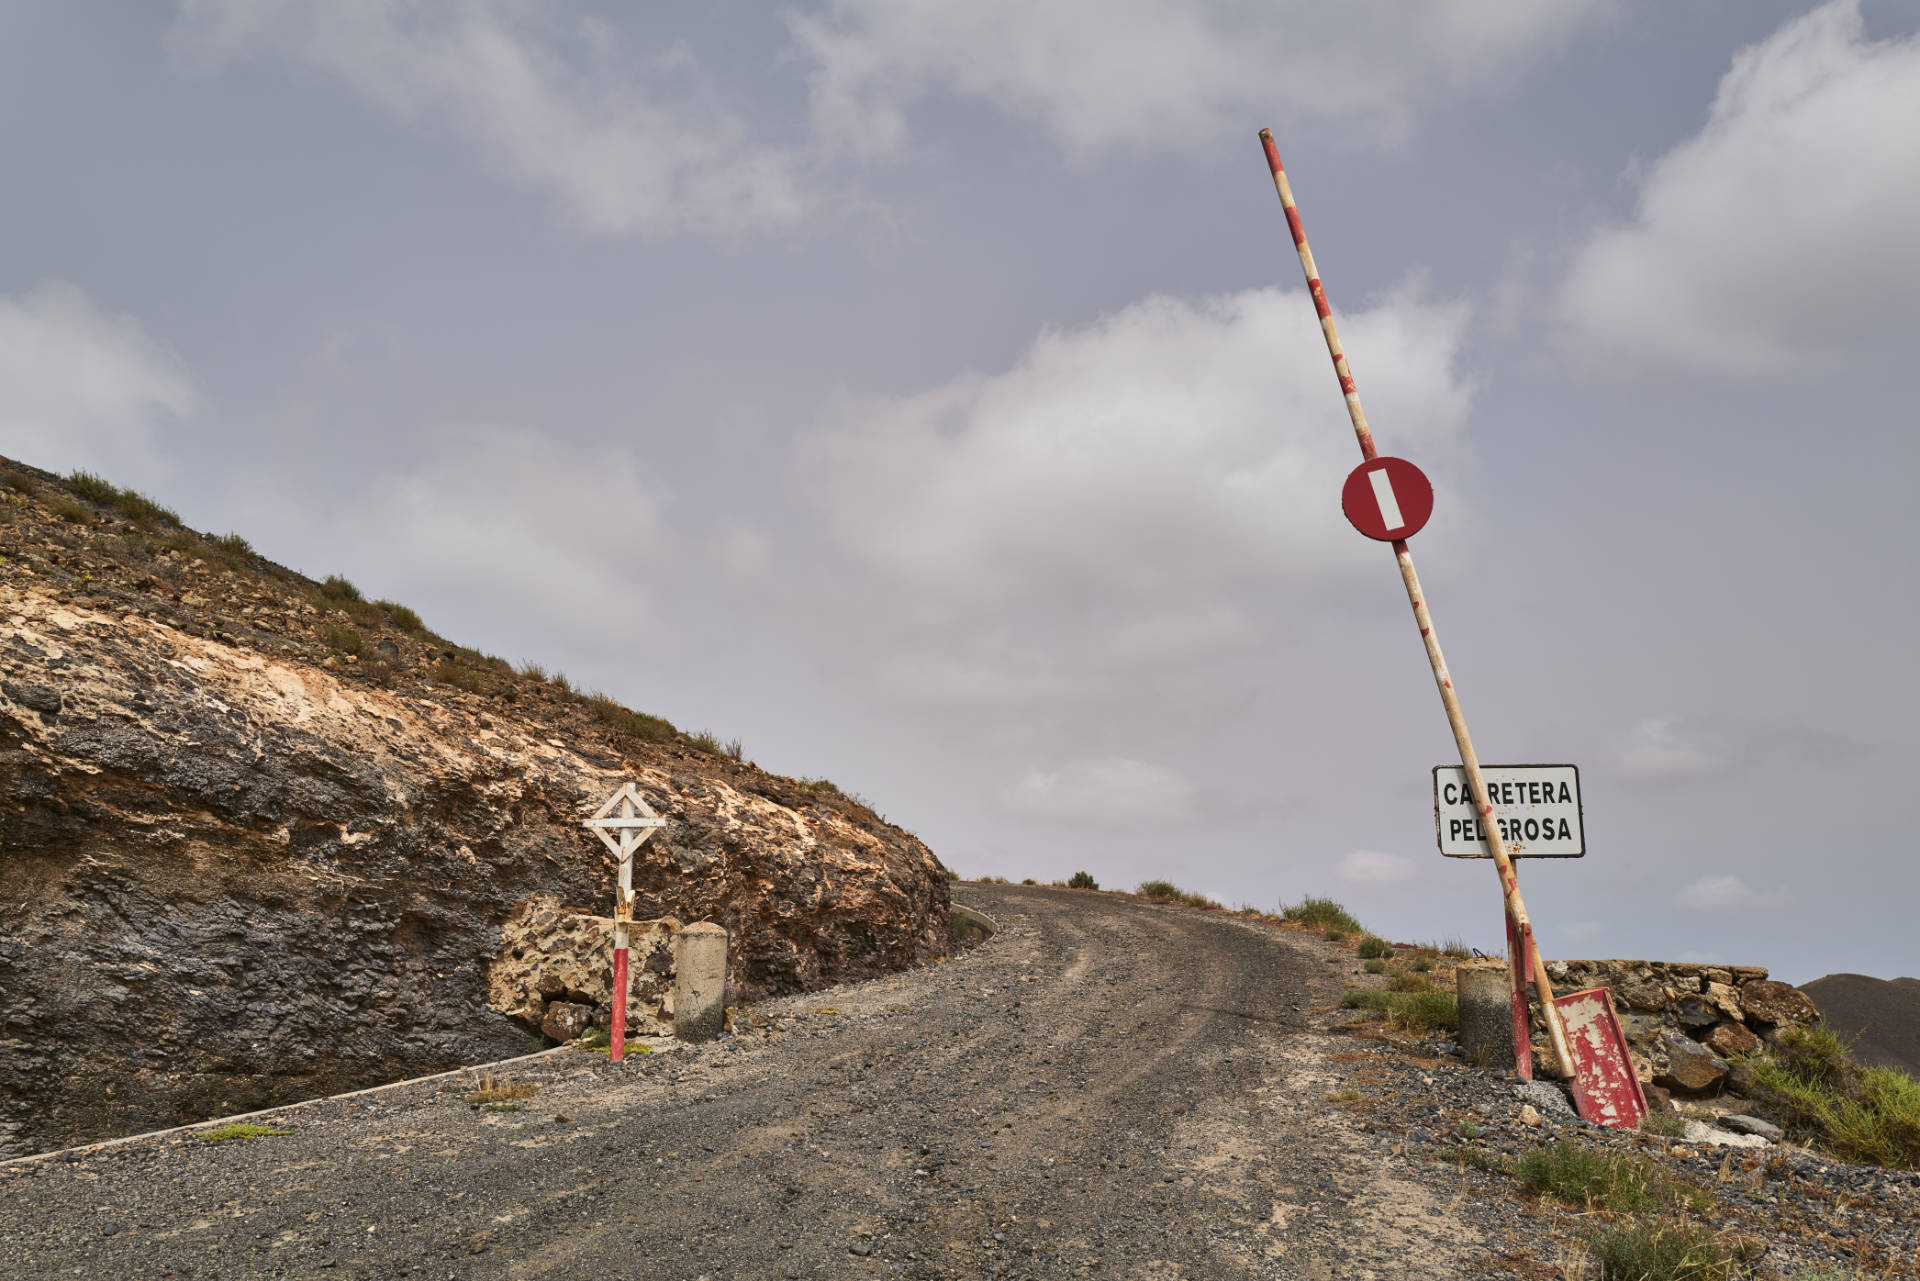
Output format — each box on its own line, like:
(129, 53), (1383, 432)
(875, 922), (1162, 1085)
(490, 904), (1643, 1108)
(1433, 763), (1584, 859)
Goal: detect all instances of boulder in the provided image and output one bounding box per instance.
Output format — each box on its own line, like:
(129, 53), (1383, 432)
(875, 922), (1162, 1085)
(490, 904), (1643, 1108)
(1652, 1028), (1729, 1095)
(1721, 1114), (1784, 1142)
(1641, 1083), (1676, 1115)
(1704, 981), (1744, 1020)
(1676, 994), (1719, 1030)
(1740, 980), (1820, 1027)
(1703, 1021), (1761, 1059)
(539, 1000), (595, 1043)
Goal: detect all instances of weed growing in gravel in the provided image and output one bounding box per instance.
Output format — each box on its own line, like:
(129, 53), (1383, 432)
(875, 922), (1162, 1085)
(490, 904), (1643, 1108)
(1408, 954), (1435, 973)
(1356, 936), (1395, 959)
(1136, 880), (1217, 908)
(1516, 1142), (1713, 1220)
(1340, 988), (1459, 1033)
(1280, 897), (1362, 933)
(1746, 1025), (1920, 1169)
(195, 1122), (291, 1143)
(1363, 959), (1388, 974)
(1577, 1220), (1757, 1280)
(1641, 1111), (1688, 1138)
(466, 1075), (540, 1106)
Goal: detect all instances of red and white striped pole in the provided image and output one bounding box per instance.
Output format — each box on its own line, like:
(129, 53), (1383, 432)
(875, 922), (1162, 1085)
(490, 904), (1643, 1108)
(585, 783), (667, 1064)
(1257, 130), (1575, 1078)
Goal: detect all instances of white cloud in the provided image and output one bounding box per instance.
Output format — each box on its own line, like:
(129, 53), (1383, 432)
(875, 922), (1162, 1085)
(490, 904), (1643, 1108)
(1615, 716), (1730, 783)
(1337, 850), (1417, 887)
(1677, 875), (1791, 913)
(331, 424), (674, 638)
(1000, 757), (1196, 826)
(174, 1), (816, 239)
(0, 283), (196, 483)
(793, 0), (1609, 159)
(798, 282), (1477, 715)
(1558, 1), (1920, 375)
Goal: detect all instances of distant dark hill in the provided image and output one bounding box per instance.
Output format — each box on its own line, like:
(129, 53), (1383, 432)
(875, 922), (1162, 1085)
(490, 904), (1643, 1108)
(1800, 974), (1920, 1076)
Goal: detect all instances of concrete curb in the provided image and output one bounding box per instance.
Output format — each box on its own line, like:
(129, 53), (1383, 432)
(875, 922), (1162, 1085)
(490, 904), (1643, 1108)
(0, 1043), (590, 1171)
(951, 902), (1000, 938)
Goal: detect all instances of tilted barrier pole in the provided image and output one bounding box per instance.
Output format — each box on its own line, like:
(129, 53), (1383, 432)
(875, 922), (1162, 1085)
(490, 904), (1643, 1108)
(1257, 129), (1574, 1078)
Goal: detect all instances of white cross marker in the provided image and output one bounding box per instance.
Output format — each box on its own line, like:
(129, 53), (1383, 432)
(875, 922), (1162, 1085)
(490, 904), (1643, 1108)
(584, 782), (667, 1061)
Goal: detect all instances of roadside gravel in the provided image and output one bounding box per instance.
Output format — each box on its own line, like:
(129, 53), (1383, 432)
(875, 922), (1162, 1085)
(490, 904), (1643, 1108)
(4, 885), (1911, 1279)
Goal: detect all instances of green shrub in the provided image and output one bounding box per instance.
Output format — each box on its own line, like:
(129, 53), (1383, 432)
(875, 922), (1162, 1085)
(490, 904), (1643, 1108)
(1409, 954), (1434, 973)
(433, 660), (488, 694)
(48, 497), (93, 524)
(1068, 871), (1098, 890)
(2, 468), (35, 494)
(213, 532), (253, 559)
(1281, 897), (1362, 933)
(1517, 1141), (1656, 1212)
(796, 777), (841, 795)
(1641, 1110), (1687, 1138)
(321, 574), (362, 601)
(1363, 959), (1387, 974)
(375, 599), (424, 633)
(1356, 936), (1395, 959)
(67, 470), (119, 503)
(1340, 987), (1458, 1033)
(1323, 928), (1347, 942)
(1021, 877), (1037, 885)
(689, 730), (724, 754)
(1748, 1025), (1920, 1169)
(518, 660), (548, 681)
(1385, 972), (1431, 993)
(322, 624), (365, 656)
(1137, 880), (1216, 908)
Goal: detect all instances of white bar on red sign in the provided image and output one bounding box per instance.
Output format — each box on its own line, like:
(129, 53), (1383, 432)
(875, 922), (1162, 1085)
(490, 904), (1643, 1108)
(1367, 467), (1404, 531)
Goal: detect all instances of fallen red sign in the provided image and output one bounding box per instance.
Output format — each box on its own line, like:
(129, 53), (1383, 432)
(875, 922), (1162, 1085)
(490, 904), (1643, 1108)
(1553, 987), (1648, 1130)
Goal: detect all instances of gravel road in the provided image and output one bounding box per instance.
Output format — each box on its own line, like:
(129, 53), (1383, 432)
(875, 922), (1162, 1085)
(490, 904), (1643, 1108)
(0, 886), (1493, 1280)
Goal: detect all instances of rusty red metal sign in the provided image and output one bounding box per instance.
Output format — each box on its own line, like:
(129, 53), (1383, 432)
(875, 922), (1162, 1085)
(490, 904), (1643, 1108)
(1341, 457), (1433, 541)
(1554, 987), (1649, 1130)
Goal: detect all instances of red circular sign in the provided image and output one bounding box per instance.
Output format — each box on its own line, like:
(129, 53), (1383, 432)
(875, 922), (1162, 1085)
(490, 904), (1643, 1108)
(1341, 457), (1434, 541)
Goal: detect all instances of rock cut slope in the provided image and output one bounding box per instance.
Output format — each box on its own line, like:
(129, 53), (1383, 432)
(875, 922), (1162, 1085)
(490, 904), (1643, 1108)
(0, 457), (951, 1157)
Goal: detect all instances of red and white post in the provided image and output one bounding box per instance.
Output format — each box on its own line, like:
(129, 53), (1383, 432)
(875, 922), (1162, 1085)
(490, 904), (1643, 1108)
(1256, 129), (1577, 1079)
(584, 783), (667, 1063)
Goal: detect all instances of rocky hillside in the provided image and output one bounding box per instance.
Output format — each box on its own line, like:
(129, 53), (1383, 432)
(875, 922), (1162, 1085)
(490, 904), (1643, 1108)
(0, 456), (952, 1158)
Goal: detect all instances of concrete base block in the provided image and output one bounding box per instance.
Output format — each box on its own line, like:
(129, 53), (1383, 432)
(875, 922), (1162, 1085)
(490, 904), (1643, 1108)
(1457, 958), (1516, 1070)
(673, 922), (729, 1042)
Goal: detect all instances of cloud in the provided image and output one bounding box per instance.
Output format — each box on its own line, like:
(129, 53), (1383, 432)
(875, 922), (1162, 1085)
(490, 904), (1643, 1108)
(1000, 758), (1196, 826)
(1337, 850), (1417, 887)
(1677, 875), (1791, 913)
(174, 1), (817, 239)
(798, 283), (1478, 714)
(1558, 1), (1920, 375)
(326, 424), (674, 641)
(0, 283), (196, 484)
(1615, 716), (1731, 783)
(793, 0), (1609, 159)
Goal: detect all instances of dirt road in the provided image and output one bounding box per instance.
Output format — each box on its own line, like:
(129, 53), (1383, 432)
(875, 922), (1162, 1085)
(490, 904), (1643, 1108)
(0, 885), (1489, 1279)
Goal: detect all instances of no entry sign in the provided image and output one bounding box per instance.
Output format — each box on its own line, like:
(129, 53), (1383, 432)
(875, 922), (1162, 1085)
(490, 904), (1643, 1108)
(1434, 764), (1584, 858)
(1342, 457), (1432, 541)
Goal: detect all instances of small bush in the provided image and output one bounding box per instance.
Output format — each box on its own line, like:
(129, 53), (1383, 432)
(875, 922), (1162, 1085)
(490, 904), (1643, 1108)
(2, 469), (35, 494)
(321, 574), (362, 601)
(1020, 877), (1037, 885)
(689, 730), (724, 754)
(1363, 959), (1387, 974)
(1323, 929), (1347, 942)
(1385, 972), (1431, 993)
(375, 599), (424, 633)
(1341, 987), (1458, 1032)
(1579, 1220), (1751, 1281)
(1641, 1110), (1687, 1138)
(722, 737), (744, 761)
(67, 470), (119, 503)
(48, 497), (94, 524)
(434, 660), (488, 695)
(549, 670), (573, 693)
(1517, 1141), (1655, 1212)
(361, 659), (396, 688)
(518, 660), (548, 682)
(1356, 936), (1395, 959)
(945, 868), (959, 881)
(1439, 937), (1473, 959)
(1137, 880), (1216, 908)
(1281, 897), (1363, 934)
(796, 777), (842, 795)
(1409, 954), (1434, 973)
(1067, 870), (1098, 890)
(195, 1122), (291, 1144)
(322, 624), (366, 656)
(213, 532), (253, 559)
(114, 489), (179, 527)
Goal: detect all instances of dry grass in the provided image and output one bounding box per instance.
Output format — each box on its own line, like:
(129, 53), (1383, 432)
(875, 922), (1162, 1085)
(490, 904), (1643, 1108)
(1747, 1024), (1920, 1169)
(194, 1121), (291, 1144)
(1281, 897), (1363, 933)
(465, 1074), (540, 1106)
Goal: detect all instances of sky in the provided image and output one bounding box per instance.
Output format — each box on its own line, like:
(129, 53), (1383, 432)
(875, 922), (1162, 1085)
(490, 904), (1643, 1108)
(4, 1), (1918, 984)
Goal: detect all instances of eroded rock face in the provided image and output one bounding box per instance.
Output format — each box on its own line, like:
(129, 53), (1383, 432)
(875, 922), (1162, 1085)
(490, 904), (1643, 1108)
(488, 894), (680, 1036)
(0, 578), (950, 1158)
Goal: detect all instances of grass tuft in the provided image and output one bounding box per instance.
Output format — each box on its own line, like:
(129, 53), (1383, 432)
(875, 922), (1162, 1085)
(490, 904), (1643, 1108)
(1356, 936), (1395, 959)
(1746, 1024), (1920, 1169)
(322, 624), (365, 656)
(465, 1074), (540, 1106)
(66, 470), (119, 503)
(1340, 987), (1459, 1033)
(375, 599), (424, 633)
(194, 1122), (291, 1144)
(321, 574), (362, 601)
(1136, 880), (1217, 909)
(1281, 897), (1363, 933)
(1363, 959), (1388, 974)
(1579, 1220), (1752, 1281)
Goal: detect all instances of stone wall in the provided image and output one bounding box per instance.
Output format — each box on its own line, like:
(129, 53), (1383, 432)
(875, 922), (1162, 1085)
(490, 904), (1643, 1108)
(487, 894), (683, 1041)
(1531, 960), (1821, 1097)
